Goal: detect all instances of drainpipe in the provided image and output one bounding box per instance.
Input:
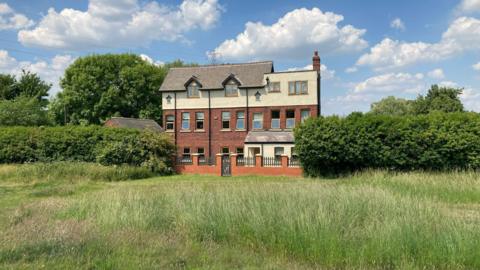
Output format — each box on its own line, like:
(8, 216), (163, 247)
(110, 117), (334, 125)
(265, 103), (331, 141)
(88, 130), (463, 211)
(208, 90), (212, 158)
(246, 88), (249, 131)
(174, 92), (177, 146)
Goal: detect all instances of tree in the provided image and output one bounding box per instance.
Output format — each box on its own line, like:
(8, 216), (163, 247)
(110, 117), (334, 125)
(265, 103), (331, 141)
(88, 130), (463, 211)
(369, 96), (414, 116)
(412, 85), (464, 114)
(50, 54), (170, 125)
(0, 96), (50, 126)
(0, 74), (17, 100)
(0, 70), (50, 102)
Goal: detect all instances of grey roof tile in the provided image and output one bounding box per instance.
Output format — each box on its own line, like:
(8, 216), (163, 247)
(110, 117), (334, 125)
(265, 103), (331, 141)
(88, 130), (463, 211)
(160, 61), (273, 91)
(244, 131), (294, 143)
(105, 117), (163, 132)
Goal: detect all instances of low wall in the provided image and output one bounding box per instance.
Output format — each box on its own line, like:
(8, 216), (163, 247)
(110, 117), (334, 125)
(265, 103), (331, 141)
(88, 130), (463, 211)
(176, 154), (303, 177)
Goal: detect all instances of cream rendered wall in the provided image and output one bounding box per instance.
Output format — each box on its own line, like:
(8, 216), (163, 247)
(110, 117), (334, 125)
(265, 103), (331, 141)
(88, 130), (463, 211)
(245, 143), (295, 157)
(162, 70), (318, 110)
(249, 71), (318, 107)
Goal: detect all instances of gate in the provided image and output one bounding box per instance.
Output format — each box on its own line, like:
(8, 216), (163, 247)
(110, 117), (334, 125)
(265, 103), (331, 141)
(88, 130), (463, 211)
(221, 155), (231, 176)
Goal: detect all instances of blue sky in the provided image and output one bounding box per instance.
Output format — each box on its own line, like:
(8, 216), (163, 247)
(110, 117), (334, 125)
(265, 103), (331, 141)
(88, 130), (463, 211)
(1, 0), (479, 115)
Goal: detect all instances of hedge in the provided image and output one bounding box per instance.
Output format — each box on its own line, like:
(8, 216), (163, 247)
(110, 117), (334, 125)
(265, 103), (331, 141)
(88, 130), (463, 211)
(0, 126), (176, 174)
(294, 112), (480, 176)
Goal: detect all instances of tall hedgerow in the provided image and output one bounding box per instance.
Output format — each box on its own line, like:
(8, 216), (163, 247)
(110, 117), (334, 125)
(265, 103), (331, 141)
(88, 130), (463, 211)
(294, 112), (480, 176)
(0, 126), (176, 174)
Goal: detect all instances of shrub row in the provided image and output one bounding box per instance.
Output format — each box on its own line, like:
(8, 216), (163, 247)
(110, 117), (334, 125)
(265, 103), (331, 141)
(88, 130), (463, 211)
(294, 112), (480, 176)
(0, 126), (176, 174)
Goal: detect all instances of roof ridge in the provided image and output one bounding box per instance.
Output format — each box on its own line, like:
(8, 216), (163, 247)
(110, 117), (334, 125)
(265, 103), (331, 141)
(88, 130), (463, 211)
(111, 117), (155, 121)
(169, 61), (273, 69)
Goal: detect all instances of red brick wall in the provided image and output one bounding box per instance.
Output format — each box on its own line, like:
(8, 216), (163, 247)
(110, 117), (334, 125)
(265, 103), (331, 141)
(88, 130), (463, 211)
(164, 105), (317, 157)
(176, 154), (303, 177)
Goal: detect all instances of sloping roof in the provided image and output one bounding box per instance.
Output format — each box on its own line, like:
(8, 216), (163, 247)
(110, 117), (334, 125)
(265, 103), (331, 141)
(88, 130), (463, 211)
(160, 61), (273, 91)
(105, 117), (163, 132)
(244, 131), (294, 144)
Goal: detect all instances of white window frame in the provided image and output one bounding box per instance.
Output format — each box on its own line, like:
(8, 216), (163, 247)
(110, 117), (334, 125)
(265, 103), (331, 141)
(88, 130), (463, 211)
(166, 115), (174, 131)
(187, 82), (199, 98)
(222, 111), (231, 129)
(271, 110), (280, 129)
(301, 109), (310, 122)
(236, 111), (245, 130)
(181, 112), (190, 130)
(225, 80), (239, 97)
(286, 110), (295, 129)
(253, 113), (263, 130)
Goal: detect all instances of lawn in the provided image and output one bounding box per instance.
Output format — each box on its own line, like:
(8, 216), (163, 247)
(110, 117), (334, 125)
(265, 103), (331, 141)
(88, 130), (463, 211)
(1, 163), (479, 269)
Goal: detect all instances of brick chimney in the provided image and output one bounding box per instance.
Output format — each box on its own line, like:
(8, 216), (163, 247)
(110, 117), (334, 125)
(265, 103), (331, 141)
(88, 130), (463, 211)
(312, 50), (321, 73)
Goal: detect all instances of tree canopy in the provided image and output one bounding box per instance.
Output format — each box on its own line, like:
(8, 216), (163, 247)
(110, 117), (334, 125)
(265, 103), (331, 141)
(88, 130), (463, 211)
(370, 96), (414, 116)
(369, 85), (464, 116)
(412, 84), (464, 114)
(0, 71), (50, 102)
(49, 54), (191, 125)
(0, 71), (52, 126)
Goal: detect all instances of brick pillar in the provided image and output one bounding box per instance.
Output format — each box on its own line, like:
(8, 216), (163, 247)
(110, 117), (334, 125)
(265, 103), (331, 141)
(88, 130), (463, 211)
(255, 154), (262, 168)
(230, 153), (237, 175)
(281, 154), (288, 168)
(215, 154), (223, 176)
(191, 153), (199, 166)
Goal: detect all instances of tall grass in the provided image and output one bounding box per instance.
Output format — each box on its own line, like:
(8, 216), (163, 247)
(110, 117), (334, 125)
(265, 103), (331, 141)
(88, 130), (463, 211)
(62, 177), (480, 269)
(0, 162), (156, 183)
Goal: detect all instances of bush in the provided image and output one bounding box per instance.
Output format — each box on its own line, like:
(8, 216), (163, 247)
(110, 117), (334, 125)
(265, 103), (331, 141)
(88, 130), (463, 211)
(294, 112), (480, 176)
(0, 126), (175, 174)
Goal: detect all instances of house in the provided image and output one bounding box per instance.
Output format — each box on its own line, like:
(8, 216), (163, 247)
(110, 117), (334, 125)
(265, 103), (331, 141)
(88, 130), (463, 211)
(104, 117), (163, 132)
(160, 51), (321, 159)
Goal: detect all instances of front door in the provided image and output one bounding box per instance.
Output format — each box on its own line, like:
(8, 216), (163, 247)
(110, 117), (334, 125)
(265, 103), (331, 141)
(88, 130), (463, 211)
(221, 155), (231, 176)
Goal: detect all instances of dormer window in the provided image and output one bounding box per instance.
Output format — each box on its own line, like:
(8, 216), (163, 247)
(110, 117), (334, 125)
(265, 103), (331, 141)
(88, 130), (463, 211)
(225, 80), (238, 97)
(187, 81), (199, 98)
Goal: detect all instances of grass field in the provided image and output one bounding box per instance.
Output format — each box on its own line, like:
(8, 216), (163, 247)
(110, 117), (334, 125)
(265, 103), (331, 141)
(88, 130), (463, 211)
(1, 163), (480, 269)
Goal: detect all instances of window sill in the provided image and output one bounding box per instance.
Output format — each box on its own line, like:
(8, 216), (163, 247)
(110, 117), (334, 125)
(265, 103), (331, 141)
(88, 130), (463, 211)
(194, 130), (205, 133)
(288, 93), (308, 96)
(220, 129), (231, 132)
(269, 128), (282, 131)
(166, 130), (174, 133)
(235, 129), (246, 132)
(268, 91), (281, 93)
(180, 130), (191, 133)
(187, 96), (200, 99)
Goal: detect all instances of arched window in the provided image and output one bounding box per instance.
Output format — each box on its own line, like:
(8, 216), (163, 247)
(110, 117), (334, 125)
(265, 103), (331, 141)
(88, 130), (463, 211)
(187, 81), (199, 98)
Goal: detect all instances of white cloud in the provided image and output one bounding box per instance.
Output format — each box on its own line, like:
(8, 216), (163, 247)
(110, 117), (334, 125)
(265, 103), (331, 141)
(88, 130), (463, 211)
(354, 72), (425, 94)
(345, 66), (357, 73)
(285, 64), (335, 80)
(356, 16), (480, 70)
(473, 62), (480, 70)
(140, 54), (164, 66)
(324, 72), (427, 114)
(0, 50), (74, 96)
(390, 18), (405, 31)
(210, 7), (368, 61)
(427, 68), (445, 79)
(461, 87), (480, 110)
(438, 81), (459, 88)
(18, 0), (222, 50)
(0, 3), (34, 30)
(456, 0), (480, 14)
